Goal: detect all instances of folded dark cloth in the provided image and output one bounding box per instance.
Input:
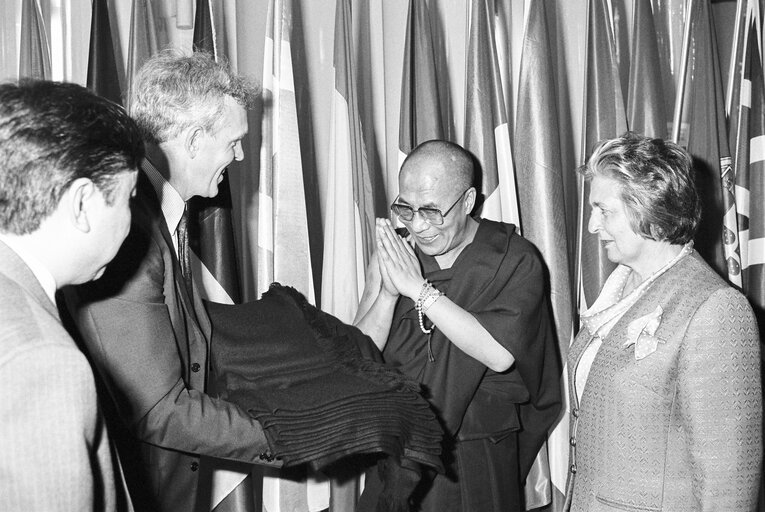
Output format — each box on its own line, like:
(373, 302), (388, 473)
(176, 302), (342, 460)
(205, 283), (444, 473)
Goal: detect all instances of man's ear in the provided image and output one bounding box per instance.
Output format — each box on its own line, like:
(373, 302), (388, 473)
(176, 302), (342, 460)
(186, 125), (204, 159)
(464, 187), (477, 213)
(66, 177), (98, 233)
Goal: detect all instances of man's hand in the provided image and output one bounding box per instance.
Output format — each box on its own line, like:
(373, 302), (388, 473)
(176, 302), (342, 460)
(375, 218), (425, 300)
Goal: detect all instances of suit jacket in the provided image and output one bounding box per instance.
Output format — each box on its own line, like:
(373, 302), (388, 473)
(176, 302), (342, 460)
(565, 252), (762, 511)
(0, 241), (121, 511)
(71, 171), (274, 512)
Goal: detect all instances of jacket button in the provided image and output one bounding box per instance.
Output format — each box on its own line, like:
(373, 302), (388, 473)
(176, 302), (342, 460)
(569, 437), (576, 446)
(190, 461), (199, 472)
(572, 408), (579, 417)
(570, 464), (577, 474)
(191, 363), (201, 373)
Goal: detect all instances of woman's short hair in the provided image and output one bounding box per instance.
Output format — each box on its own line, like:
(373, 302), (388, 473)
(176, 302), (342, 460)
(580, 132), (701, 244)
(129, 49), (259, 144)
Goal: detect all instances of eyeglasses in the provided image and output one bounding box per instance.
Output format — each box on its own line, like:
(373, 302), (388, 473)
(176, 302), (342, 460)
(390, 189), (469, 225)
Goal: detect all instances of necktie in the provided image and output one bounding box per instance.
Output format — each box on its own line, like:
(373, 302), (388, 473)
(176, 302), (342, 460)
(177, 206), (194, 299)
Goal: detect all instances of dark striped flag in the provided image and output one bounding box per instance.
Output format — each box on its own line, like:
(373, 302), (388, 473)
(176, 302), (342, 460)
(733, 2), (765, 323)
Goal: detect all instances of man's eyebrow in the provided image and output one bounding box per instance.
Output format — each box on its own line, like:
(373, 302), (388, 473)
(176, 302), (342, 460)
(396, 196), (439, 209)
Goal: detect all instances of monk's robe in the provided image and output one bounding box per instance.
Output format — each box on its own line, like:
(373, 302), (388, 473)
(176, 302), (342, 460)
(369, 219), (562, 512)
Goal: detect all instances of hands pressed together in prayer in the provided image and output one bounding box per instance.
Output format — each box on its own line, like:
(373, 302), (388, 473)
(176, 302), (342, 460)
(374, 218), (426, 301)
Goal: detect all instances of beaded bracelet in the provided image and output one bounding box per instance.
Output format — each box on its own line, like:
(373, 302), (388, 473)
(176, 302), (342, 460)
(415, 280), (442, 334)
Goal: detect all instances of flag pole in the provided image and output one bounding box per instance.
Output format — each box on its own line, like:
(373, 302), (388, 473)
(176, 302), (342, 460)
(726, 0), (746, 116)
(671, 0), (695, 144)
(575, 0), (592, 314)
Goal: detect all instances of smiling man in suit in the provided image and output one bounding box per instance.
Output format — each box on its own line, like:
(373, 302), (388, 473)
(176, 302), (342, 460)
(0, 80), (144, 511)
(69, 51), (279, 512)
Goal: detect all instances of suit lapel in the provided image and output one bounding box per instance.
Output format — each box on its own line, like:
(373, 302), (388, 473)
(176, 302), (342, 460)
(138, 169), (212, 372)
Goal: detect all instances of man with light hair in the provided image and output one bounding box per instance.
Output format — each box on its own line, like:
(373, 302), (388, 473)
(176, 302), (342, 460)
(0, 80), (143, 511)
(70, 51), (278, 512)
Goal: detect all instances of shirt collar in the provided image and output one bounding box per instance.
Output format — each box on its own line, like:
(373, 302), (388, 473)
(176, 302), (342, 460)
(0, 233), (57, 305)
(142, 158), (186, 241)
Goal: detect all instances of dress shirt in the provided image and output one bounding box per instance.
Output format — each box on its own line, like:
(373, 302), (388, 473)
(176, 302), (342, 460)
(142, 159), (186, 256)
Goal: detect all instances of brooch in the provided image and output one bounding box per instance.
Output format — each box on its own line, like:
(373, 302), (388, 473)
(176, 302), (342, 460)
(623, 305), (664, 360)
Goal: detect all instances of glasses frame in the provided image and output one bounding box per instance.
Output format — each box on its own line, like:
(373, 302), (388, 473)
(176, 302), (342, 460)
(390, 188), (470, 226)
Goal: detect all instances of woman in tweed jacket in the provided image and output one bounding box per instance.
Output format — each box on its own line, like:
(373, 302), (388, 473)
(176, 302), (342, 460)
(565, 133), (762, 511)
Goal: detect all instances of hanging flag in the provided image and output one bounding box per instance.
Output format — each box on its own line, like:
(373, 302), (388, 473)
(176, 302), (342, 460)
(676, 0), (729, 278)
(18, 0), (51, 79)
(626, 0), (667, 139)
(188, 0), (242, 306)
(186, 2), (254, 511)
(724, 0), (752, 290)
(734, 1), (765, 321)
(398, 0), (445, 168)
(86, 0), (121, 105)
(610, 0), (630, 107)
(193, 0), (216, 54)
(257, 0), (327, 510)
(258, 0), (315, 304)
(320, 0), (376, 324)
(515, 2), (575, 510)
(577, 0), (627, 311)
(463, 0), (519, 226)
(726, 0), (748, 133)
(126, 0), (160, 112)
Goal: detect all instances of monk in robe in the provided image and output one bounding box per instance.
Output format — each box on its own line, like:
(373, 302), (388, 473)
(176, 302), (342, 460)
(355, 140), (562, 511)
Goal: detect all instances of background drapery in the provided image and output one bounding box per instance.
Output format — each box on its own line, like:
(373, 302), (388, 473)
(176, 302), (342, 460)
(2, 0), (763, 511)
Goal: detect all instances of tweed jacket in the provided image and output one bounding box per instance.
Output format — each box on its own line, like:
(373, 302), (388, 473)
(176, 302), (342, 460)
(0, 241), (123, 511)
(71, 170), (275, 512)
(565, 251), (762, 511)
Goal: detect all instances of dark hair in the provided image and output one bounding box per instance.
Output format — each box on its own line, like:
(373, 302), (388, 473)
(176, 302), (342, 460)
(403, 139), (474, 191)
(0, 80), (144, 234)
(129, 49), (260, 143)
(580, 132), (701, 244)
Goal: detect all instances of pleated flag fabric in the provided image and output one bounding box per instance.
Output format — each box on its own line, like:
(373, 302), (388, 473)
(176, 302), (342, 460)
(188, 0), (243, 307)
(86, 0), (121, 105)
(126, 0), (161, 112)
(464, 0), (519, 226)
(515, 2), (575, 510)
(187, 2), (256, 510)
(19, 0), (51, 80)
(577, 0), (626, 311)
(626, 0), (667, 139)
(258, 4), (325, 508)
(320, 0), (376, 325)
(676, 0), (729, 278)
(257, 0), (315, 304)
(398, 0), (446, 169)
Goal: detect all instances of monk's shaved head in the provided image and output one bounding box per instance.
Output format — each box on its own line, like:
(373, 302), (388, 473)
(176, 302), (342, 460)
(400, 140), (474, 192)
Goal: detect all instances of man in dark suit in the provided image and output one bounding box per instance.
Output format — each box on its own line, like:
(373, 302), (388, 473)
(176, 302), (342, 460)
(71, 51), (278, 512)
(0, 80), (143, 511)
